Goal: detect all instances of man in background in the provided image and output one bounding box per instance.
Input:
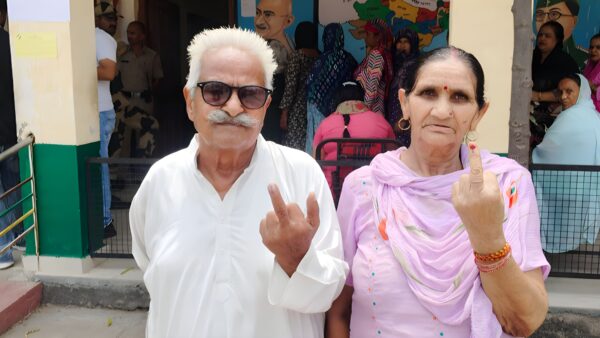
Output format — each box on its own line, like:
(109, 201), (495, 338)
(95, 1), (118, 238)
(112, 20), (161, 158)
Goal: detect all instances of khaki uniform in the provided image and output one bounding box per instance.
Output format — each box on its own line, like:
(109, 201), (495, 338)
(118, 46), (163, 115)
(110, 46), (162, 158)
(111, 92), (159, 158)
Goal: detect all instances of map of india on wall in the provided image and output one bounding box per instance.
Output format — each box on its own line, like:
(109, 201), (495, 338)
(319, 0), (449, 62)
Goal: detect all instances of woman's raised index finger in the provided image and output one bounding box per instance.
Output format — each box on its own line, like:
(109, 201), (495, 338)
(468, 142), (484, 190)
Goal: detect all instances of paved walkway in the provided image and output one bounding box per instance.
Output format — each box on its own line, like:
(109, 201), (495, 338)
(2, 304), (146, 338)
(1, 250), (147, 338)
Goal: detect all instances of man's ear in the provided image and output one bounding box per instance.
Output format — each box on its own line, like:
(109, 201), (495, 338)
(263, 94), (272, 111)
(284, 14), (295, 29)
(183, 86), (194, 121)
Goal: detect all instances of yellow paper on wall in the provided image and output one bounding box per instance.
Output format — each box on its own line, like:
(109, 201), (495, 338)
(14, 32), (57, 58)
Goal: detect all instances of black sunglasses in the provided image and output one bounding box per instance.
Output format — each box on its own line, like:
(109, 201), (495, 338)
(196, 81), (272, 109)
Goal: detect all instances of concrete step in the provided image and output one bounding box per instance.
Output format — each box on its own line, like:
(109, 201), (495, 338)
(0, 281), (42, 335)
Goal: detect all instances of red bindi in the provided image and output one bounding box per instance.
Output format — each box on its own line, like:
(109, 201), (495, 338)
(443, 85), (448, 91)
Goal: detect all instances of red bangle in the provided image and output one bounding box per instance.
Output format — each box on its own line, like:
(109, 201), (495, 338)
(474, 242), (511, 262)
(475, 251), (512, 273)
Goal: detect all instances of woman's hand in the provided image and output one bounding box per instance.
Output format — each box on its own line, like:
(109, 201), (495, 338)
(451, 142), (506, 253)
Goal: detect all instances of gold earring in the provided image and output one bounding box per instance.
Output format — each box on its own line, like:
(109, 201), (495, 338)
(397, 117), (410, 131)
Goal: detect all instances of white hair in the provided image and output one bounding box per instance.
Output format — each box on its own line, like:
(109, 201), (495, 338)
(185, 27), (277, 98)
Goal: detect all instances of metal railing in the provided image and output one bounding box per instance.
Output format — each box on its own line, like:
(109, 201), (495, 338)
(531, 164), (600, 279)
(86, 157), (157, 258)
(0, 135), (39, 267)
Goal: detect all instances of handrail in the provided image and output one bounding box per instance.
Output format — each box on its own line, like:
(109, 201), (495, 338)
(0, 134), (39, 269)
(0, 135), (34, 162)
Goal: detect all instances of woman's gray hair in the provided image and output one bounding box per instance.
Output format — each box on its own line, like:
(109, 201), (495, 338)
(185, 27), (278, 97)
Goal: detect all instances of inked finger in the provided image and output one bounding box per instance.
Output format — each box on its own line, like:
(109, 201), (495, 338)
(268, 183), (289, 226)
(306, 192), (320, 230)
(467, 142), (484, 191)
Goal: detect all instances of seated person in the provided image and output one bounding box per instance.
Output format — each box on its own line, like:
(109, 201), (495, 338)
(530, 21), (578, 147)
(313, 81), (394, 198)
(532, 73), (600, 253)
(532, 73), (600, 165)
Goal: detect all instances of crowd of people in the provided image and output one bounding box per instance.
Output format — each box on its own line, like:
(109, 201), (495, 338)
(530, 1), (600, 154)
(1, 1), (600, 336)
(266, 18), (418, 155)
(123, 2), (600, 335)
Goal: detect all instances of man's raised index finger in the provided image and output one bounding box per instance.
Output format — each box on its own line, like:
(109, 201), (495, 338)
(268, 183), (289, 226)
(468, 142), (484, 190)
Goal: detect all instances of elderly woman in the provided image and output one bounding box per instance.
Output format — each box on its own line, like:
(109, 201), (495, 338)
(533, 73), (600, 165)
(583, 33), (600, 112)
(327, 47), (549, 337)
(531, 21), (578, 146)
(532, 73), (600, 254)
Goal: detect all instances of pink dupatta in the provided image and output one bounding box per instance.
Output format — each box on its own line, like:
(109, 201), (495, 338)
(583, 60), (600, 112)
(369, 145), (549, 338)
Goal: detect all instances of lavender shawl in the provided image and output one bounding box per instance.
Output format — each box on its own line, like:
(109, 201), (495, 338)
(368, 145), (550, 337)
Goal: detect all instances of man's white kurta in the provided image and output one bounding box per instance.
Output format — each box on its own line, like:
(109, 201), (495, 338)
(130, 135), (348, 338)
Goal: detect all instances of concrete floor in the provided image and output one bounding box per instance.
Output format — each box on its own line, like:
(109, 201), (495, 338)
(1, 304), (147, 338)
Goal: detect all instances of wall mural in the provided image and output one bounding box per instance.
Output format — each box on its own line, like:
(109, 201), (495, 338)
(237, 0), (449, 63)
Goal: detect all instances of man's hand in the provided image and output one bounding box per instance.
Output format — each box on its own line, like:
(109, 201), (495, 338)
(97, 58), (117, 81)
(451, 142), (506, 254)
(260, 184), (320, 276)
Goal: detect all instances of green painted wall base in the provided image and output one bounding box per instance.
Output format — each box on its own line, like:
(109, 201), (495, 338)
(24, 142), (100, 258)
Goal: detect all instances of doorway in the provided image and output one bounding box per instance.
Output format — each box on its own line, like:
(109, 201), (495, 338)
(137, 0), (234, 156)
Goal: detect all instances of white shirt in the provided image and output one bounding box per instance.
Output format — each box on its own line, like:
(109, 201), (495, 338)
(95, 27), (116, 112)
(130, 135), (348, 338)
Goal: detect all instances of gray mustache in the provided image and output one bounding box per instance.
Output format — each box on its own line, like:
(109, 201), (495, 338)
(207, 109), (259, 128)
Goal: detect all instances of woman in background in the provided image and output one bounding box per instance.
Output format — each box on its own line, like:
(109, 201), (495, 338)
(387, 27), (420, 146)
(313, 81), (394, 197)
(533, 73), (600, 164)
(305, 23), (357, 154)
(530, 21), (578, 146)
(280, 21), (319, 150)
(354, 19), (394, 116)
(582, 33), (600, 112)
(532, 73), (600, 254)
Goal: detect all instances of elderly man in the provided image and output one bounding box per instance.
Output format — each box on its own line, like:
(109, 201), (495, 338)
(129, 27), (348, 338)
(254, 0), (294, 144)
